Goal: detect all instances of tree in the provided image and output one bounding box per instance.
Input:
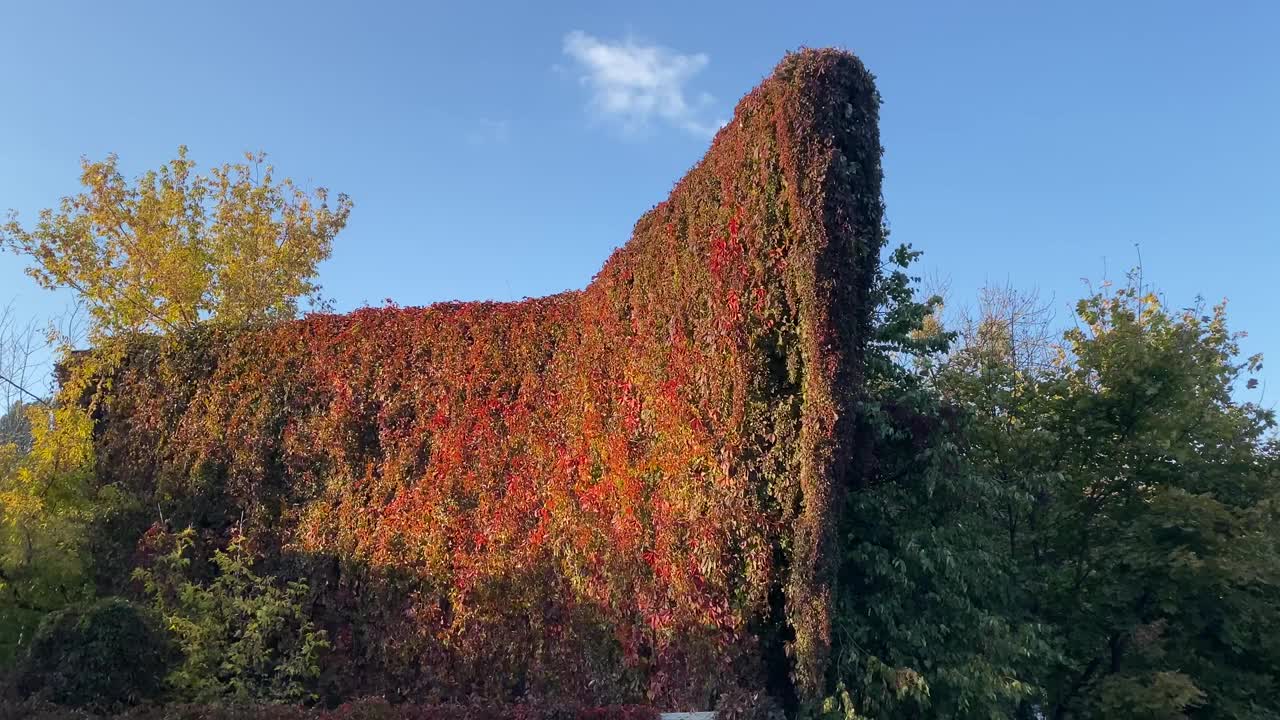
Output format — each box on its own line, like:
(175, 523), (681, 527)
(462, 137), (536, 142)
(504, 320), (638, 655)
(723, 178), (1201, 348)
(0, 402), (32, 459)
(15, 596), (175, 712)
(0, 148), (350, 676)
(0, 301), (46, 437)
(1, 147), (351, 341)
(826, 245), (1045, 719)
(0, 403), (96, 667)
(941, 277), (1280, 719)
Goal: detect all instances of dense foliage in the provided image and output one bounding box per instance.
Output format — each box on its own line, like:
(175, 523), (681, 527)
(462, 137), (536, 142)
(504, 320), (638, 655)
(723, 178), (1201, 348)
(1, 147), (352, 340)
(73, 49), (884, 709)
(938, 283), (1280, 719)
(0, 403), (98, 667)
(823, 246), (1046, 719)
(133, 527), (330, 704)
(15, 597), (174, 711)
(2, 46), (1278, 720)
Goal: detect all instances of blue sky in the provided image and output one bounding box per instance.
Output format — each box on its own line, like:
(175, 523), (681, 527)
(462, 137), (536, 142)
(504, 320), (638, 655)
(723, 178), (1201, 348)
(2, 2), (1277, 400)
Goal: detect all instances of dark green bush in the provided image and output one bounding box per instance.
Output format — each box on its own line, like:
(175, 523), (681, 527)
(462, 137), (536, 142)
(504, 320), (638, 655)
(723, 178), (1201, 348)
(16, 597), (175, 711)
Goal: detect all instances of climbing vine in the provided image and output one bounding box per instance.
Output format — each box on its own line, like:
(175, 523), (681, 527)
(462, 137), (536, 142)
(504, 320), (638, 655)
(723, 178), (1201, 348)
(86, 49), (884, 709)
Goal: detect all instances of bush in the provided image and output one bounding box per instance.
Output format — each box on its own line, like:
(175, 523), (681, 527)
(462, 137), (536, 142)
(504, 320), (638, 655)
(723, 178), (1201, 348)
(134, 528), (329, 704)
(15, 597), (175, 711)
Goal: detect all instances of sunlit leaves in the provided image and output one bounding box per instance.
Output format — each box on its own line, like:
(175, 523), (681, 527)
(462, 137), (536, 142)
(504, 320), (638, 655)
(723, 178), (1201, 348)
(1, 146), (351, 340)
(133, 527), (329, 704)
(0, 404), (96, 665)
(82, 51), (886, 707)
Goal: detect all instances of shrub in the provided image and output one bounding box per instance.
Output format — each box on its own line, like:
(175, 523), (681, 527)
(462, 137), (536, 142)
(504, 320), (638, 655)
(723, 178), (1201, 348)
(16, 597), (174, 711)
(134, 527), (329, 704)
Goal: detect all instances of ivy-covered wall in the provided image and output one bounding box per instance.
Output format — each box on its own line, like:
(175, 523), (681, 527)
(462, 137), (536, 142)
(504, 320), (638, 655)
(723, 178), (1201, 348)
(89, 49), (884, 709)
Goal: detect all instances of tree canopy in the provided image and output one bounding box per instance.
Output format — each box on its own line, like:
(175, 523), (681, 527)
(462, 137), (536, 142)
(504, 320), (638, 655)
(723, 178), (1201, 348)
(2, 147), (351, 340)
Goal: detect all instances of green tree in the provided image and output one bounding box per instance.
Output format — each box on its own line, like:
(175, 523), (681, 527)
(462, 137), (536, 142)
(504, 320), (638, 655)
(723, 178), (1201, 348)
(0, 401), (33, 459)
(942, 278), (1280, 719)
(826, 245), (1045, 719)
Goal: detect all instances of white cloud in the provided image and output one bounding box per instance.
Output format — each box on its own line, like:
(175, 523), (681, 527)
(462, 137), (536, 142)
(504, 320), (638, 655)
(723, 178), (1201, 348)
(562, 31), (721, 137)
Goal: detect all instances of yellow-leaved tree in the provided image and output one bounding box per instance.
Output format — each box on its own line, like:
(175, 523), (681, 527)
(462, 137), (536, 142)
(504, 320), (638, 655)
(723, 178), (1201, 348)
(0, 147), (350, 668)
(2, 146), (351, 339)
(0, 404), (95, 665)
